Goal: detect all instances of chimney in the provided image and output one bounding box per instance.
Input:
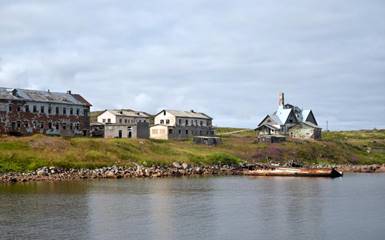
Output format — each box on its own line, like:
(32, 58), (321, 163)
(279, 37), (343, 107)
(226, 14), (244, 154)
(191, 109), (195, 113)
(279, 92), (285, 106)
(67, 90), (72, 95)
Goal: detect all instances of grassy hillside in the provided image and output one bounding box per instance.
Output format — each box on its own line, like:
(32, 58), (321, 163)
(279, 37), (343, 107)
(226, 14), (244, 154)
(0, 129), (384, 173)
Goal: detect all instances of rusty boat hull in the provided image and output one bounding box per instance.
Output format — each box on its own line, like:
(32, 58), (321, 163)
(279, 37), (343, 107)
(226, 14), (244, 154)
(244, 167), (343, 178)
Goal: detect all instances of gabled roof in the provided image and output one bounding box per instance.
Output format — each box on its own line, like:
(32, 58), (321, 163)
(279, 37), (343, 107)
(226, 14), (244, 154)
(0, 87), (91, 106)
(106, 109), (152, 118)
(302, 110), (311, 121)
(158, 109), (212, 120)
(274, 106), (295, 124)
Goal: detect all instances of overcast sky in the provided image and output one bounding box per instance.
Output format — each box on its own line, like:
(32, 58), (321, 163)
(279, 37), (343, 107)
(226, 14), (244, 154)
(0, 0), (384, 130)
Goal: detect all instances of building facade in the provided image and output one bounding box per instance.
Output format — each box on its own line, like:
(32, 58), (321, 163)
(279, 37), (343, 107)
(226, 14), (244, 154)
(255, 93), (322, 140)
(150, 110), (214, 140)
(97, 109), (151, 125)
(93, 109), (151, 139)
(0, 88), (91, 136)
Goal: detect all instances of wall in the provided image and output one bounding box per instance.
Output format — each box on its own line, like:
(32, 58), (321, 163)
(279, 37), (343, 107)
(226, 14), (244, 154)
(154, 111), (176, 126)
(97, 111), (116, 124)
(0, 100), (90, 136)
(288, 124), (321, 139)
(150, 125), (169, 140)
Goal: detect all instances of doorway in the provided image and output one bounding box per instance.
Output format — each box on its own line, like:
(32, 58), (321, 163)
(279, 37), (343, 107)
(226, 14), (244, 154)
(118, 130), (122, 138)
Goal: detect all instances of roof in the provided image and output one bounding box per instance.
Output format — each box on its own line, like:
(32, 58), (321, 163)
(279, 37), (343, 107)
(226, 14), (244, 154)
(274, 106), (294, 124)
(302, 110), (311, 121)
(107, 109), (152, 118)
(159, 109), (212, 119)
(0, 87), (91, 106)
(255, 124), (279, 131)
(288, 121), (321, 129)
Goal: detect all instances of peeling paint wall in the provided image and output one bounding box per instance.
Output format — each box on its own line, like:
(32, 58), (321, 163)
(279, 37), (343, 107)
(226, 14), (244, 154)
(0, 99), (90, 136)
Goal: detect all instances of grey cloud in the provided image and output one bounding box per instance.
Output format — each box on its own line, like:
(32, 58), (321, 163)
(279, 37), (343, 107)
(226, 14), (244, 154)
(0, 0), (384, 130)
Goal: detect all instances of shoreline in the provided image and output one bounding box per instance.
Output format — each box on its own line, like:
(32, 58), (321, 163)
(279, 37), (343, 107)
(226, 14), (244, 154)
(1, 164), (385, 184)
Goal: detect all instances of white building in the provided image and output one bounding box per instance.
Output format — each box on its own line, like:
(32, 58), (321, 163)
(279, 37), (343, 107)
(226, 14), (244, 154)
(97, 109), (151, 125)
(150, 110), (214, 140)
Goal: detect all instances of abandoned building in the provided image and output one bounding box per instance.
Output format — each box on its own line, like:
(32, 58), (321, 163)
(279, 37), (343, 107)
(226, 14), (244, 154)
(0, 87), (91, 136)
(150, 109), (214, 140)
(255, 93), (322, 140)
(97, 109), (151, 125)
(92, 109), (151, 139)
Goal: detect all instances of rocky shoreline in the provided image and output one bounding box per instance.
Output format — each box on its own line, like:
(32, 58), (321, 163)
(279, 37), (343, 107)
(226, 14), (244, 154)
(1, 163), (385, 184)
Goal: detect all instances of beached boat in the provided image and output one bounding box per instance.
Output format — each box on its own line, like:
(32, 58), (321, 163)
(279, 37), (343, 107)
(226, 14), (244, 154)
(244, 167), (343, 178)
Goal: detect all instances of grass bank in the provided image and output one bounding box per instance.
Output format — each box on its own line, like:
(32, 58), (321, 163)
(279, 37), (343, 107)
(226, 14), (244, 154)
(0, 129), (384, 173)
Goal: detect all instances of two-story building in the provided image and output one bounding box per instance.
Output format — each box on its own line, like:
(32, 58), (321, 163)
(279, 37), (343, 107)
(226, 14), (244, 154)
(93, 109), (151, 139)
(150, 110), (214, 140)
(0, 88), (91, 136)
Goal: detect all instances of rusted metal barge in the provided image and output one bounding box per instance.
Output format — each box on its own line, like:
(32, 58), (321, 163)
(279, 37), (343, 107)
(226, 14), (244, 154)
(244, 167), (343, 178)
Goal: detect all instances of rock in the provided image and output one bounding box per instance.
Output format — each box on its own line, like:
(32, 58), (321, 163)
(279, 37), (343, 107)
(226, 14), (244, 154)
(182, 163), (189, 169)
(105, 171), (116, 178)
(172, 162), (182, 169)
(37, 168), (48, 176)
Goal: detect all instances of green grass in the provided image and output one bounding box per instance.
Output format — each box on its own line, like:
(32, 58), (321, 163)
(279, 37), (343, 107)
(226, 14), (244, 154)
(0, 129), (384, 173)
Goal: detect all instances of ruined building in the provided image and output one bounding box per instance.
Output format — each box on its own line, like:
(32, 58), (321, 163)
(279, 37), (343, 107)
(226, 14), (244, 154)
(255, 93), (322, 140)
(0, 88), (92, 136)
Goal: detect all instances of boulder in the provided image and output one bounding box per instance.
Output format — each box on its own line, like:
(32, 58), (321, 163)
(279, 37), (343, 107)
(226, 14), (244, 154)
(172, 162), (182, 169)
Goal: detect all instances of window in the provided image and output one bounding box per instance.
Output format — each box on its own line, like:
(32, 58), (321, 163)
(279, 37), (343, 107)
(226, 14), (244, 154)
(185, 130), (189, 134)
(24, 121), (29, 128)
(17, 106), (21, 112)
(160, 120), (164, 124)
(163, 111), (166, 116)
(40, 106), (44, 114)
(185, 120), (188, 126)
(62, 123), (66, 130)
(70, 108), (73, 115)
(200, 121), (203, 126)
(84, 109), (88, 117)
(8, 105), (12, 112)
(119, 119), (122, 123)
(63, 107), (67, 115)
(33, 105), (37, 113)
(48, 122), (52, 129)
(125, 119), (128, 123)
(56, 107), (60, 115)
(17, 121), (21, 128)
(166, 119), (170, 124)
(40, 122), (44, 128)
(107, 119), (111, 123)
(168, 129), (173, 134)
(76, 109), (80, 115)
(25, 105), (30, 112)
(102, 119), (106, 123)
(178, 129), (181, 134)
(48, 106), (52, 114)
(178, 119), (182, 125)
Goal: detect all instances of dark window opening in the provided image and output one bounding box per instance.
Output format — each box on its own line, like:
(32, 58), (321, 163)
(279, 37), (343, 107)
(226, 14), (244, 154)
(185, 120), (188, 126)
(17, 121), (21, 128)
(56, 107), (59, 115)
(25, 105), (30, 112)
(48, 106), (51, 114)
(76, 109), (80, 115)
(63, 107), (67, 115)
(40, 106), (44, 113)
(185, 130), (188, 134)
(17, 106), (21, 112)
(9, 105), (12, 112)
(33, 105), (37, 113)
(70, 108), (73, 115)
(178, 129), (181, 134)
(168, 129), (173, 134)
(160, 120), (164, 124)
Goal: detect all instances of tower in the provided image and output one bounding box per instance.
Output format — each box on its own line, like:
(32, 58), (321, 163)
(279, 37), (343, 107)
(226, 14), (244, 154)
(279, 92), (285, 107)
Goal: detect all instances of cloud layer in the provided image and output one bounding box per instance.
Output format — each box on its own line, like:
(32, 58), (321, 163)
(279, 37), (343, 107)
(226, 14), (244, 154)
(1, 0), (384, 129)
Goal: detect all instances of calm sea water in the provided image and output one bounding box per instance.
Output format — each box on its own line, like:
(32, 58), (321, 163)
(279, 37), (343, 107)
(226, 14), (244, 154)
(1, 174), (385, 240)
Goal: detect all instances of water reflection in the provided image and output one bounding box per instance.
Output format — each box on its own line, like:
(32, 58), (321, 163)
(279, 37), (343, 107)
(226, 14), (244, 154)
(1, 175), (385, 240)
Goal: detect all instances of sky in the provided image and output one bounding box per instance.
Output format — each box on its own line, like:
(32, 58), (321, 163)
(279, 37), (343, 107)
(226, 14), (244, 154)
(0, 0), (384, 130)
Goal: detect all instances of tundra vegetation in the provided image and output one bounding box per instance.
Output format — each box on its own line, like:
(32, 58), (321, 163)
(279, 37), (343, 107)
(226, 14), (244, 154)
(0, 129), (384, 173)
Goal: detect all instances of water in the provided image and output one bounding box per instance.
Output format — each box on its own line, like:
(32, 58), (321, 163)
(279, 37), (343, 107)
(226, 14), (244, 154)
(1, 174), (385, 240)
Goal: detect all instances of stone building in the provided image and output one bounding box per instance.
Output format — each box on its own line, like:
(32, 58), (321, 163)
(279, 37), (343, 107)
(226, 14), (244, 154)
(255, 93), (322, 140)
(0, 88), (91, 136)
(150, 110), (214, 140)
